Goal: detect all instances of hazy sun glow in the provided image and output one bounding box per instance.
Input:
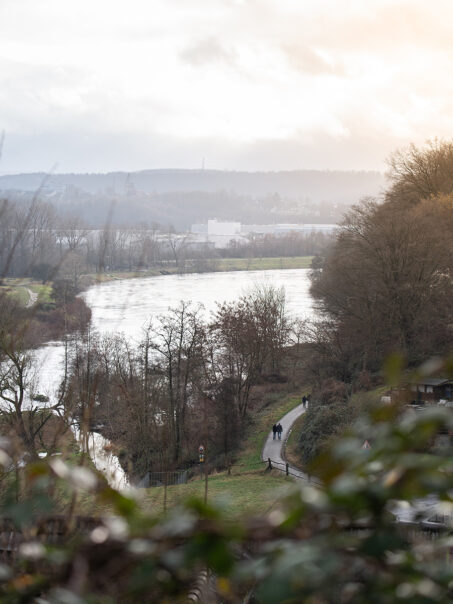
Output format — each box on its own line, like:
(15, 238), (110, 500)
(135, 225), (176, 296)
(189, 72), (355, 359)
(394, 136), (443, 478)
(1, 0), (453, 172)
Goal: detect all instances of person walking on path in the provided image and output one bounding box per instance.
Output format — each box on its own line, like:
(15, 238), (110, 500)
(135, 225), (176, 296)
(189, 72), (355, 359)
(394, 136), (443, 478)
(277, 423), (283, 440)
(263, 402), (319, 484)
(272, 424), (277, 440)
(302, 395), (307, 409)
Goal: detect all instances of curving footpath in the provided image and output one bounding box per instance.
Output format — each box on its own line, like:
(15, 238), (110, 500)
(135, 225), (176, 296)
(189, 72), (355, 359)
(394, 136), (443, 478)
(25, 287), (38, 308)
(262, 403), (320, 484)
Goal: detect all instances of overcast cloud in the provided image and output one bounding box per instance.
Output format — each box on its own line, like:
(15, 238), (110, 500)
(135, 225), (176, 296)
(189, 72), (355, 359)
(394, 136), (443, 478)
(1, 0), (453, 173)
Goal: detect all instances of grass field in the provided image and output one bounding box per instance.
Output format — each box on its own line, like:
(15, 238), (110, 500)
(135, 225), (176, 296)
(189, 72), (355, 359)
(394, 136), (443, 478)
(29, 283), (53, 303)
(139, 391), (306, 519)
(82, 256), (313, 286)
(6, 285), (30, 305)
(215, 256), (313, 272)
(0, 278), (53, 306)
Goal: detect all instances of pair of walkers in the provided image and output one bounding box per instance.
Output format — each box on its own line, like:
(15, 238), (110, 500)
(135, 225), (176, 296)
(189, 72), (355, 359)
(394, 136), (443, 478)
(272, 423), (283, 440)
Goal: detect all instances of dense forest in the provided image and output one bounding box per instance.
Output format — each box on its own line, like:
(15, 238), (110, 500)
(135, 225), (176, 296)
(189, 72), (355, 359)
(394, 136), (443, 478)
(311, 139), (453, 379)
(297, 139), (453, 462)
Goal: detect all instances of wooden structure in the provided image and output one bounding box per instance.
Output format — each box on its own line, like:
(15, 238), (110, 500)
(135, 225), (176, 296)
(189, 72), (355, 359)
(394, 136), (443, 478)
(409, 378), (453, 405)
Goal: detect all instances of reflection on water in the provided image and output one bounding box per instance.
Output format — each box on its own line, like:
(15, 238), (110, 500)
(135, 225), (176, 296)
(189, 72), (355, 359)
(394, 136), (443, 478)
(32, 269), (314, 487)
(72, 427), (129, 491)
(33, 342), (66, 403)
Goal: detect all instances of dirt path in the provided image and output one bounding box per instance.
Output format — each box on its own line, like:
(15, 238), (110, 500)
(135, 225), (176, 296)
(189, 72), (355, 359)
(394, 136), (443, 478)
(25, 287), (38, 308)
(262, 403), (320, 485)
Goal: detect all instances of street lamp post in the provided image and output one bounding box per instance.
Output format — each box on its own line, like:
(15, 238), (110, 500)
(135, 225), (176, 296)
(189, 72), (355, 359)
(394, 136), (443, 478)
(199, 444), (208, 504)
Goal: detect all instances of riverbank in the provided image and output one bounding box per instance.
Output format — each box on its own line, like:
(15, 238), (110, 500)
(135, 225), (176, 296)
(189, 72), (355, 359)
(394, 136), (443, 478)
(79, 255), (313, 288)
(0, 278), (91, 351)
(1, 256), (313, 303)
(215, 256), (313, 271)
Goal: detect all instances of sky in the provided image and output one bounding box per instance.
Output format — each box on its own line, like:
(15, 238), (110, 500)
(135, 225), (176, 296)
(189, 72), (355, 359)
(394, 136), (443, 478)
(1, 0), (453, 174)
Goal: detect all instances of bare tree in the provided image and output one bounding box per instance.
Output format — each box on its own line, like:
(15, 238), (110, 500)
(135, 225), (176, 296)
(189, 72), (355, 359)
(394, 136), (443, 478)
(213, 285), (290, 418)
(0, 296), (61, 457)
(387, 138), (453, 205)
(57, 214), (88, 254)
(164, 230), (191, 271)
(148, 302), (206, 462)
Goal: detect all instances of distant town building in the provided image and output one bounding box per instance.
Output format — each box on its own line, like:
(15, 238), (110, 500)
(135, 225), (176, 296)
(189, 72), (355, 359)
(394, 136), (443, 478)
(191, 219), (245, 248)
(190, 220), (337, 249)
(207, 220), (242, 248)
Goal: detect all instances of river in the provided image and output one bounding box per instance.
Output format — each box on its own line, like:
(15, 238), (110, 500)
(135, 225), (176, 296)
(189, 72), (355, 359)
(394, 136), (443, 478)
(83, 268), (314, 340)
(33, 268), (314, 488)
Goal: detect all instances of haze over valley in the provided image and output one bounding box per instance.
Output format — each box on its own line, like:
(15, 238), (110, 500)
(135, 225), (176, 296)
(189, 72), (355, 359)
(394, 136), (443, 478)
(0, 167), (384, 228)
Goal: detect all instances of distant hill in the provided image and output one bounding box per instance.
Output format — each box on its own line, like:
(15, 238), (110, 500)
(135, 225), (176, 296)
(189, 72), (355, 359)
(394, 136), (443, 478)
(0, 168), (385, 201)
(0, 169), (386, 228)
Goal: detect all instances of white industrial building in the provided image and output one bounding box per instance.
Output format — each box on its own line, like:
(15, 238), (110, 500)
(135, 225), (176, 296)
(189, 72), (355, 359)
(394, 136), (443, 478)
(191, 219), (245, 248)
(191, 220), (337, 249)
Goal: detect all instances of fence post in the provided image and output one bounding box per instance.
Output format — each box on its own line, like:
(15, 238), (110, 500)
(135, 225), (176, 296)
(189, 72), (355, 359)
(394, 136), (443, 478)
(204, 465), (208, 505)
(286, 462), (289, 476)
(163, 471), (168, 513)
(268, 457), (272, 470)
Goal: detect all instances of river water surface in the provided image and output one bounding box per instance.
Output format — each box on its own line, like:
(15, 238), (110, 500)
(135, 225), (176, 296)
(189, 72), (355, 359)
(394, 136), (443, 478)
(84, 268), (314, 340)
(34, 269), (314, 488)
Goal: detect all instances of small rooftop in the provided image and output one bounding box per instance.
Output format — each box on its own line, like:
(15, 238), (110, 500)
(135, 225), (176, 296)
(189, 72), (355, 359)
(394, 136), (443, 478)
(412, 378), (452, 387)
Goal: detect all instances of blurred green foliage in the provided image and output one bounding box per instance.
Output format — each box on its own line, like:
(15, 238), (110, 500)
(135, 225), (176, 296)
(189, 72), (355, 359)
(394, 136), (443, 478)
(1, 397), (453, 602)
